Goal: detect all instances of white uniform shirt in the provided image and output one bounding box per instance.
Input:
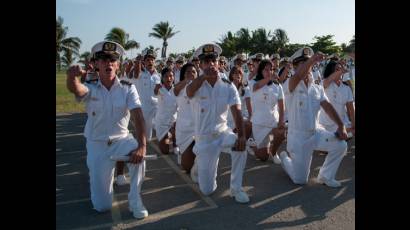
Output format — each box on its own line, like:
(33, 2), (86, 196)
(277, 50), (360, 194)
(319, 81), (354, 127)
(175, 84), (194, 132)
(78, 77), (142, 141)
(190, 77), (241, 136)
(283, 74), (328, 133)
(174, 69), (181, 84)
(250, 80), (284, 127)
(227, 86), (251, 128)
(154, 86), (177, 125)
(126, 70), (161, 111)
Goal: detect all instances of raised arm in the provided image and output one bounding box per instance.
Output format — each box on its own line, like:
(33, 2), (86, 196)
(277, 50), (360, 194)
(66, 65), (89, 98)
(186, 75), (207, 98)
(289, 53), (325, 92)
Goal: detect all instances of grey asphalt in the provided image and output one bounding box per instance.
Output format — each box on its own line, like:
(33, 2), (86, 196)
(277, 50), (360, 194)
(56, 113), (355, 230)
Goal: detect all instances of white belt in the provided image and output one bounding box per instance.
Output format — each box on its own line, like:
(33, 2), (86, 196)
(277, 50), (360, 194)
(287, 129), (315, 136)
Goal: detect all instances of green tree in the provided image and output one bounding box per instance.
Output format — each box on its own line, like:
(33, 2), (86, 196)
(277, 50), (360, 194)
(250, 28), (272, 55)
(310, 35), (341, 55)
(78, 51), (91, 68)
(236, 28), (252, 56)
(149, 21), (179, 58)
(61, 48), (76, 69)
(217, 31), (238, 57)
(105, 27), (139, 62)
(56, 16), (81, 71)
(271, 28), (289, 56)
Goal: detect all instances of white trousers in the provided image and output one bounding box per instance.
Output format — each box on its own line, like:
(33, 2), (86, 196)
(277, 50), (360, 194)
(281, 128), (347, 184)
(86, 134), (145, 212)
(141, 107), (158, 141)
(193, 131), (247, 195)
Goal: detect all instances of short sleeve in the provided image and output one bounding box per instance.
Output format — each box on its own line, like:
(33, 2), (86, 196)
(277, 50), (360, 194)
(282, 79), (290, 95)
(75, 84), (90, 102)
(346, 86), (354, 102)
(318, 85), (328, 102)
(127, 84), (142, 110)
(228, 84), (241, 106)
(243, 86), (251, 98)
(277, 84), (284, 100)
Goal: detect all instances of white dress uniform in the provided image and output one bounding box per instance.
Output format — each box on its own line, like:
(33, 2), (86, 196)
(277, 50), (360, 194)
(126, 69), (161, 140)
(227, 86), (251, 129)
(77, 77), (145, 212)
(318, 81), (354, 132)
(191, 77), (247, 195)
(174, 69), (181, 84)
(249, 80), (284, 148)
(280, 76), (347, 184)
(175, 84), (195, 153)
(153, 86), (177, 141)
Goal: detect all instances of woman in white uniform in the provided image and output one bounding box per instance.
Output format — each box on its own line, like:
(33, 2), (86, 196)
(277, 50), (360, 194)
(153, 67), (177, 154)
(249, 59), (286, 162)
(227, 66), (252, 139)
(174, 63), (198, 172)
(319, 60), (355, 136)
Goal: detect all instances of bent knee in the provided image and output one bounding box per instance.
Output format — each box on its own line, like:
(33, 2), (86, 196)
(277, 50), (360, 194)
(199, 186), (215, 196)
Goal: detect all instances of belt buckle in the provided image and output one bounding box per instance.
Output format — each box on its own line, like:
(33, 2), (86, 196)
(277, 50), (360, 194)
(107, 139), (113, 146)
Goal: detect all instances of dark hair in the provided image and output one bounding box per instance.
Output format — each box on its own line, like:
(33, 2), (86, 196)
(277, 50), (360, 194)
(161, 67), (173, 84)
(323, 60), (338, 79)
(254, 59), (273, 85)
(179, 63), (197, 82)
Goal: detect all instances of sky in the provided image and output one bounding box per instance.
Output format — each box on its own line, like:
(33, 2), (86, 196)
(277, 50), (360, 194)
(56, 0), (355, 60)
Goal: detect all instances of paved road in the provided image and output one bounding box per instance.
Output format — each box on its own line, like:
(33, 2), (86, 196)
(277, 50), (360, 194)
(56, 113), (355, 230)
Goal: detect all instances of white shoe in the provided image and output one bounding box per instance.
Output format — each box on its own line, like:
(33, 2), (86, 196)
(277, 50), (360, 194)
(272, 154), (281, 164)
(115, 175), (128, 186)
(279, 151), (288, 160)
(190, 159), (198, 183)
(129, 204), (148, 219)
(230, 189), (250, 203)
(316, 176), (341, 188)
(246, 138), (257, 156)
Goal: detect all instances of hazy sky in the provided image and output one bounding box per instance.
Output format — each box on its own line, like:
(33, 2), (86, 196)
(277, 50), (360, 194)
(57, 0), (355, 60)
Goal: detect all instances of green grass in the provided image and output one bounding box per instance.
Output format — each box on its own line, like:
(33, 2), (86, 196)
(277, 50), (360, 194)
(56, 72), (85, 113)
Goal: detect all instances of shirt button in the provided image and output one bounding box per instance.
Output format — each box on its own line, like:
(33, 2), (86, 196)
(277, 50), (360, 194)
(92, 112), (96, 116)
(201, 108), (204, 113)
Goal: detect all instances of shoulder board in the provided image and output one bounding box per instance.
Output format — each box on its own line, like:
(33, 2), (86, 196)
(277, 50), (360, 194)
(120, 80), (132, 86)
(342, 81), (349, 86)
(221, 78), (231, 84)
(85, 79), (98, 84)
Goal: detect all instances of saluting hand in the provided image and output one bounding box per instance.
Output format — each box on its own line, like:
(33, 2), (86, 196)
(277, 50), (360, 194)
(67, 65), (85, 79)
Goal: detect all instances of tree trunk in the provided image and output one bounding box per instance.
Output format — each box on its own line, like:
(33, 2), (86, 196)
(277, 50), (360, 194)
(162, 40), (168, 58)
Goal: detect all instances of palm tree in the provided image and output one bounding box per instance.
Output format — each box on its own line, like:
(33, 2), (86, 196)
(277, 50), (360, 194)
(236, 28), (252, 57)
(149, 21), (179, 58)
(56, 16), (81, 71)
(271, 28), (289, 56)
(61, 48), (76, 68)
(217, 31), (237, 57)
(78, 51), (91, 68)
(251, 28), (272, 54)
(105, 27), (139, 63)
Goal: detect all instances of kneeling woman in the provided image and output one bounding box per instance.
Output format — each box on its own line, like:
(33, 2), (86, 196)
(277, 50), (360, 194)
(227, 66), (252, 140)
(173, 63), (198, 172)
(249, 59), (286, 162)
(154, 67), (177, 154)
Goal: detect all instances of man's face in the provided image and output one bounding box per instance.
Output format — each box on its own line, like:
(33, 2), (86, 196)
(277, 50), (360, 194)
(200, 57), (219, 78)
(144, 56), (155, 71)
(95, 56), (119, 78)
(176, 62), (183, 69)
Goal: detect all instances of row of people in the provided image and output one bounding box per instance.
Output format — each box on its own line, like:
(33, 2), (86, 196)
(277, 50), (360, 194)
(66, 41), (355, 220)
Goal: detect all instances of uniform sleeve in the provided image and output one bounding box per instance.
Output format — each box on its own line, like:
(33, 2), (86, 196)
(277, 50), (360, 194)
(127, 84), (142, 110)
(243, 86), (251, 98)
(75, 84), (91, 102)
(277, 84), (284, 100)
(319, 85), (329, 102)
(282, 79), (290, 95)
(154, 75), (161, 84)
(228, 84), (241, 106)
(346, 85), (354, 103)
